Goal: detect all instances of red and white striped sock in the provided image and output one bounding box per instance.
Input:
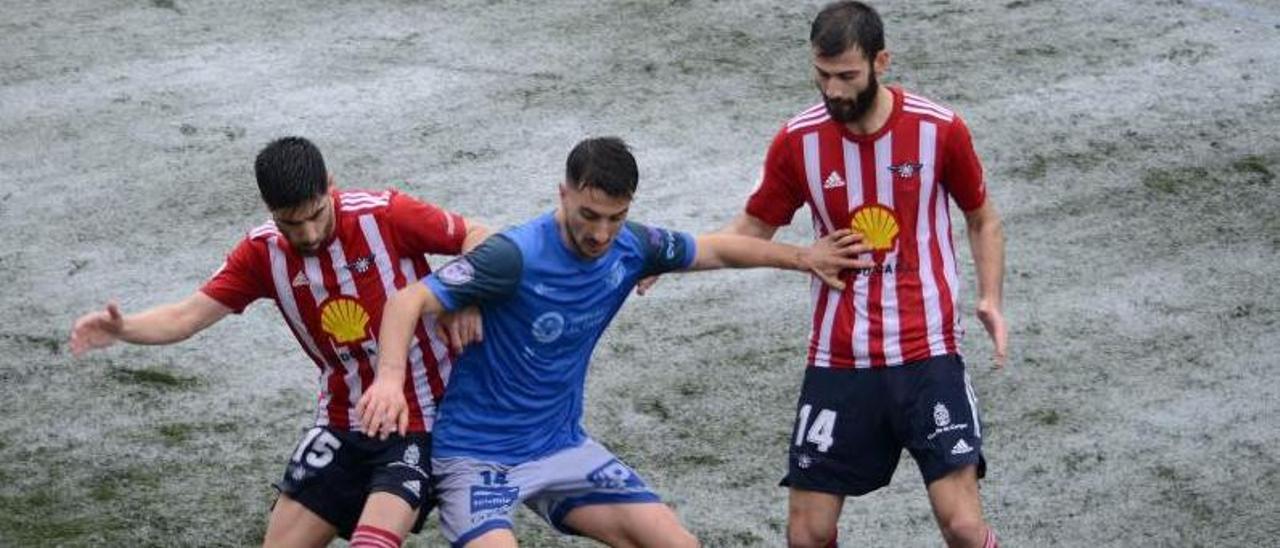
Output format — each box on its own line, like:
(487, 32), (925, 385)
(983, 526), (999, 548)
(350, 524), (402, 548)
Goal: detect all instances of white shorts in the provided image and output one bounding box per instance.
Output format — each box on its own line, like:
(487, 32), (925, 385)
(432, 437), (660, 546)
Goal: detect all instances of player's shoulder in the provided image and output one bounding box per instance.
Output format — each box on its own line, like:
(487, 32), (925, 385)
(782, 102), (831, 136)
(899, 88), (961, 125)
(620, 220), (660, 248)
(247, 219), (280, 243)
(335, 188), (394, 216)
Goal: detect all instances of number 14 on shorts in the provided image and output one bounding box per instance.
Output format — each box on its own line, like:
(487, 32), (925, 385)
(794, 404), (837, 452)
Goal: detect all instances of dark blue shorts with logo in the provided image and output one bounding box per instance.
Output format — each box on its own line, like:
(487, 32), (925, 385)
(782, 354), (987, 496)
(273, 427), (433, 539)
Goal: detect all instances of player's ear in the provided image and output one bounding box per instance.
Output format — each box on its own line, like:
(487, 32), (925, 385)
(874, 50), (891, 77)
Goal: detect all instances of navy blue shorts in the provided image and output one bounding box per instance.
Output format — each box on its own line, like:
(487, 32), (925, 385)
(273, 427), (434, 539)
(781, 354), (986, 496)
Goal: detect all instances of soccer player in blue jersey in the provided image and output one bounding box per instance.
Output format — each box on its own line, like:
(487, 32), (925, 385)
(357, 137), (872, 547)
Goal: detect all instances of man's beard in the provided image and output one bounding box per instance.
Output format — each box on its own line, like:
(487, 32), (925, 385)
(823, 73), (880, 124)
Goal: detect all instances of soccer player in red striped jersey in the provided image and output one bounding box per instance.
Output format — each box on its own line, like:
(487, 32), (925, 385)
(69, 137), (489, 547)
(719, 3), (1006, 547)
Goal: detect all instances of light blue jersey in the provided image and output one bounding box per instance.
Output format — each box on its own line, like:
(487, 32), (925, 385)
(423, 212), (696, 464)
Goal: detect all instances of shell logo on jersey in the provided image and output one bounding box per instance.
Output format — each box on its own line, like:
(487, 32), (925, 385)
(319, 297), (371, 344)
(849, 204), (900, 252)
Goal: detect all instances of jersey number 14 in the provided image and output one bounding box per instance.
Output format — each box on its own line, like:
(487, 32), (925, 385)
(794, 404), (837, 453)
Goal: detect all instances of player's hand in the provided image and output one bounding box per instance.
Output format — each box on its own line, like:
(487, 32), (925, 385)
(69, 300), (125, 357)
(635, 275), (661, 296)
(356, 375), (409, 440)
(976, 298), (1007, 369)
(805, 229), (873, 291)
(436, 306), (483, 354)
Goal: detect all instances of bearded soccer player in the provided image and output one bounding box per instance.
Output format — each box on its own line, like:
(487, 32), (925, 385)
(69, 137), (488, 548)
(357, 137), (872, 547)
(719, 2), (1008, 547)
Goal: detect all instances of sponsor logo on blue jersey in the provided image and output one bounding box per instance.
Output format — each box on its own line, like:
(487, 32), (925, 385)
(531, 312), (566, 343)
(608, 260), (626, 289)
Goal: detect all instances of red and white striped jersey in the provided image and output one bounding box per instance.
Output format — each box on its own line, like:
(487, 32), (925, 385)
(201, 188), (467, 432)
(746, 87), (986, 369)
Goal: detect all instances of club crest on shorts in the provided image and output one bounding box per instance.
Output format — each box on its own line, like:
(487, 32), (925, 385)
(934, 402), (951, 428)
(403, 444), (420, 466)
(796, 453), (814, 469)
(588, 459), (646, 490)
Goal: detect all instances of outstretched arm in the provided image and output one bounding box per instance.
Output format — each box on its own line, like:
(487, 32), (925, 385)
(359, 282), (447, 437)
(687, 229), (872, 290)
(637, 212), (781, 296)
(69, 292), (232, 357)
(964, 200), (1007, 368)
(718, 212), (780, 240)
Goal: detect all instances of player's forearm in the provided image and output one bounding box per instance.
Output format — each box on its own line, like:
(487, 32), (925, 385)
(118, 302), (206, 345)
(375, 284), (442, 381)
(693, 234), (808, 271)
(967, 210), (1005, 308)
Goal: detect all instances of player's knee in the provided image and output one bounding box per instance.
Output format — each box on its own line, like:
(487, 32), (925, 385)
(632, 519), (698, 548)
(938, 515), (987, 548)
(786, 522), (835, 548)
(654, 529), (699, 548)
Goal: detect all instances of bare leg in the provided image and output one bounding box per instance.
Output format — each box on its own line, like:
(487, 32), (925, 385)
(262, 493), (338, 548)
(563, 502), (698, 548)
(786, 488), (843, 548)
(926, 465), (993, 548)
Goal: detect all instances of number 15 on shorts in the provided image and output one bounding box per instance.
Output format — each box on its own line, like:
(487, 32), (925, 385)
(794, 404), (837, 452)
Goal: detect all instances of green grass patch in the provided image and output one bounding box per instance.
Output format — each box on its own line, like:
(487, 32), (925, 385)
(0, 486), (121, 544)
(1025, 408), (1062, 426)
(1231, 155), (1274, 185)
(108, 366), (198, 389)
(87, 466), (162, 503)
(635, 397), (672, 421)
(156, 421), (238, 446)
(0, 332), (61, 354)
(1142, 166), (1210, 194)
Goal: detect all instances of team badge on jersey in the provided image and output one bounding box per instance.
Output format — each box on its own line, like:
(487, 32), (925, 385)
(849, 204), (901, 252)
(319, 297), (371, 344)
(888, 162), (924, 180)
(342, 254), (375, 274)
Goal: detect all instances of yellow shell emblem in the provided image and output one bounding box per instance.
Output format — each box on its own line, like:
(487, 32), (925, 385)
(319, 297), (370, 344)
(849, 204), (900, 251)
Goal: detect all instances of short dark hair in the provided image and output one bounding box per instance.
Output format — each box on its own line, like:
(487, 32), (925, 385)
(254, 136), (329, 210)
(564, 137), (638, 198)
(810, 1), (885, 60)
